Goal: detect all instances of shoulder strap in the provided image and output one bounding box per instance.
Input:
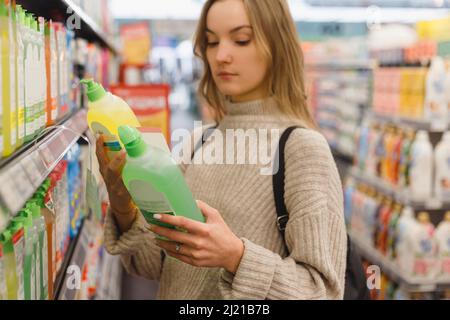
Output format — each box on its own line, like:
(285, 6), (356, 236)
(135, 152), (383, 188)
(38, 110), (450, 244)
(190, 124), (219, 161)
(273, 126), (304, 238)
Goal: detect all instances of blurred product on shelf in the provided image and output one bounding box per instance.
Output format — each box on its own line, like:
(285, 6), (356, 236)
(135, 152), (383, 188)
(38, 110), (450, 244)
(345, 177), (450, 287)
(354, 121), (450, 204)
(0, 142), (85, 300)
(0, 0), (117, 162)
(307, 68), (371, 156)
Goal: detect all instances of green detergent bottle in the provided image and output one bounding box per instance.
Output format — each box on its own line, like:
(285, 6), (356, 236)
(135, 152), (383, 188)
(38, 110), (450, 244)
(118, 125), (205, 231)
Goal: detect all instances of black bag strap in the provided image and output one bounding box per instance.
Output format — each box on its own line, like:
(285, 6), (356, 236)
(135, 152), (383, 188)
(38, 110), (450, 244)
(273, 126), (304, 237)
(191, 124), (219, 161)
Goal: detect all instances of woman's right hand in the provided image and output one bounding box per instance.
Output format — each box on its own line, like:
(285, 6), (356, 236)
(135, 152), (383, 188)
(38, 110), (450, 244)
(96, 135), (135, 221)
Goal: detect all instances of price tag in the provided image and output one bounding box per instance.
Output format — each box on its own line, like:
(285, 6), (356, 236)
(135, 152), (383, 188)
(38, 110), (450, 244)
(9, 163), (33, 201)
(39, 144), (56, 168)
(20, 155), (42, 187)
(0, 171), (20, 214)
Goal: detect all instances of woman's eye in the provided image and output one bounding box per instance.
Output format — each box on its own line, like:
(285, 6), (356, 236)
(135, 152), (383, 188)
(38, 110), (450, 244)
(207, 42), (219, 47)
(236, 40), (250, 46)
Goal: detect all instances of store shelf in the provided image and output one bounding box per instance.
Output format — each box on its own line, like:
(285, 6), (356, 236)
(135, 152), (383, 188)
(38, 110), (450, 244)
(371, 112), (450, 132)
(349, 166), (450, 211)
(0, 110), (88, 227)
(349, 229), (450, 293)
(17, 0), (118, 55)
(53, 218), (86, 300)
(305, 59), (376, 70)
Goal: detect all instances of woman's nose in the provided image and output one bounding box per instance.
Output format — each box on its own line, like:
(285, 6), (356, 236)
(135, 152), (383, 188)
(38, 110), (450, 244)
(215, 42), (232, 64)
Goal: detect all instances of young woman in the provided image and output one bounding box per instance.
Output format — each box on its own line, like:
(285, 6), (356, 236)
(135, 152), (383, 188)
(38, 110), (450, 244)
(99, 0), (347, 299)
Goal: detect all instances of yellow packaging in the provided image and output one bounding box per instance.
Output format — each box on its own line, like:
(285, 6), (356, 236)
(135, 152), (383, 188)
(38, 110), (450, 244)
(0, 3), (17, 157)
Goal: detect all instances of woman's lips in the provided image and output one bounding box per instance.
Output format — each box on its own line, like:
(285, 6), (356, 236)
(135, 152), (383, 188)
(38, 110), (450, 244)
(218, 72), (237, 80)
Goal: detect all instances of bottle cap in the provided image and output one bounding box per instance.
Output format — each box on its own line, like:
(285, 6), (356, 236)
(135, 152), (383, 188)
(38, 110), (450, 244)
(118, 125), (148, 158)
(80, 79), (107, 102)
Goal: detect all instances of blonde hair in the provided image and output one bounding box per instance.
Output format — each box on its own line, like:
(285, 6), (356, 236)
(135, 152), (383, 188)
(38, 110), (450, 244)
(194, 0), (316, 128)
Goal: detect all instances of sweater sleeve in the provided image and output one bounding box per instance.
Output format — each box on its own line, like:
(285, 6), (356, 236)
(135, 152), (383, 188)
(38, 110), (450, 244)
(218, 129), (347, 300)
(103, 208), (165, 281)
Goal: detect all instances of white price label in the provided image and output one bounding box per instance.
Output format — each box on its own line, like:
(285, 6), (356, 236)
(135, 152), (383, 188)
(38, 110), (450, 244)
(20, 156), (41, 187)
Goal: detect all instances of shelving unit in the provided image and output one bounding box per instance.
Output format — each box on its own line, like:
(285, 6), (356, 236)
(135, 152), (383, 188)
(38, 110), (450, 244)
(371, 112), (450, 133)
(0, 110), (88, 232)
(16, 0), (118, 55)
(348, 166), (450, 211)
(349, 230), (450, 294)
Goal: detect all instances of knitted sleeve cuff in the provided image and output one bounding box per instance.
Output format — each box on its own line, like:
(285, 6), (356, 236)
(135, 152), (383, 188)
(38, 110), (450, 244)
(103, 207), (149, 256)
(219, 238), (277, 300)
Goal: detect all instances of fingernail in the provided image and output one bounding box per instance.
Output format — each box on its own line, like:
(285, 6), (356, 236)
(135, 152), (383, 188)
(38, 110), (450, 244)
(153, 214), (162, 220)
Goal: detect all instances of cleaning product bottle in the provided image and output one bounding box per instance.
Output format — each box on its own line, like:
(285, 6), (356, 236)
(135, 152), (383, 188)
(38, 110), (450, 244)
(46, 20), (58, 125)
(409, 130), (433, 202)
(0, 1), (18, 156)
(434, 132), (450, 202)
(411, 212), (436, 279)
(38, 17), (46, 133)
(118, 125), (204, 231)
(0, 230), (18, 300)
(386, 203), (403, 259)
(29, 200), (47, 300)
(398, 129), (415, 188)
(395, 206), (415, 271)
(38, 179), (56, 299)
(81, 79), (140, 159)
(435, 211), (450, 281)
(15, 5), (25, 148)
(425, 56), (448, 130)
(13, 210), (35, 300)
(0, 242), (7, 300)
(7, 220), (25, 300)
(23, 13), (34, 142)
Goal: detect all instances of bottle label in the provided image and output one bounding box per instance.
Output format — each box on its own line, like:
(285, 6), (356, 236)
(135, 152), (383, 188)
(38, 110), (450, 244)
(91, 122), (122, 159)
(36, 241), (41, 300)
(128, 179), (174, 229)
(43, 232), (48, 296)
(12, 229), (25, 300)
(0, 245), (7, 300)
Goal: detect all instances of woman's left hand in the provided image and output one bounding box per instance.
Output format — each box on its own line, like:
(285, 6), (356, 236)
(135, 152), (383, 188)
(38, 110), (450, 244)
(149, 200), (244, 274)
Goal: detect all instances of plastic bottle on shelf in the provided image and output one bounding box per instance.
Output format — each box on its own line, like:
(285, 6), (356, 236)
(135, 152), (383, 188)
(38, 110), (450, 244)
(391, 128), (403, 186)
(15, 6), (25, 148)
(398, 129), (415, 188)
(435, 211), (450, 281)
(45, 20), (58, 125)
(0, 230), (18, 300)
(395, 206), (415, 271)
(38, 17), (47, 132)
(409, 130), (433, 202)
(434, 131), (450, 202)
(1, 2), (18, 157)
(356, 118), (370, 171)
(411, 212), (437, 279)
(23, 13), (35, 142)
(118, 125), (205, 232)
(13, 210), (36, 300)
(29, 200), (48, 300)
(6, 220), (25, 300)
(81, 79), (140, 160)
(0, 242), (7, 299)
(37, 179), (56, 299)
(425, 56), (448, 130)
(386, 203), (403, 259)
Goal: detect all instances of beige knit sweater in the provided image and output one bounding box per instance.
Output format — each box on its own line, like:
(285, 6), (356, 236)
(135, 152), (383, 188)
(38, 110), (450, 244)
(104, 98), (347, 300)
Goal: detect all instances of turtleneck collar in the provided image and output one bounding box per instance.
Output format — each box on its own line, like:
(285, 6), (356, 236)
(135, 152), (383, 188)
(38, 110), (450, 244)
(224, 97), (283, 116)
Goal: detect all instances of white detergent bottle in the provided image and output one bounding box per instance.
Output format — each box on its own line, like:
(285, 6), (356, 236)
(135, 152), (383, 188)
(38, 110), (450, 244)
(434, 132), (450, 202)
(409, 212), (437, 280)
(410, 130), (433, 202)
(435, 211), (450, 281)
(425, 57), (448, 130)
(396, 206), (415, 271)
